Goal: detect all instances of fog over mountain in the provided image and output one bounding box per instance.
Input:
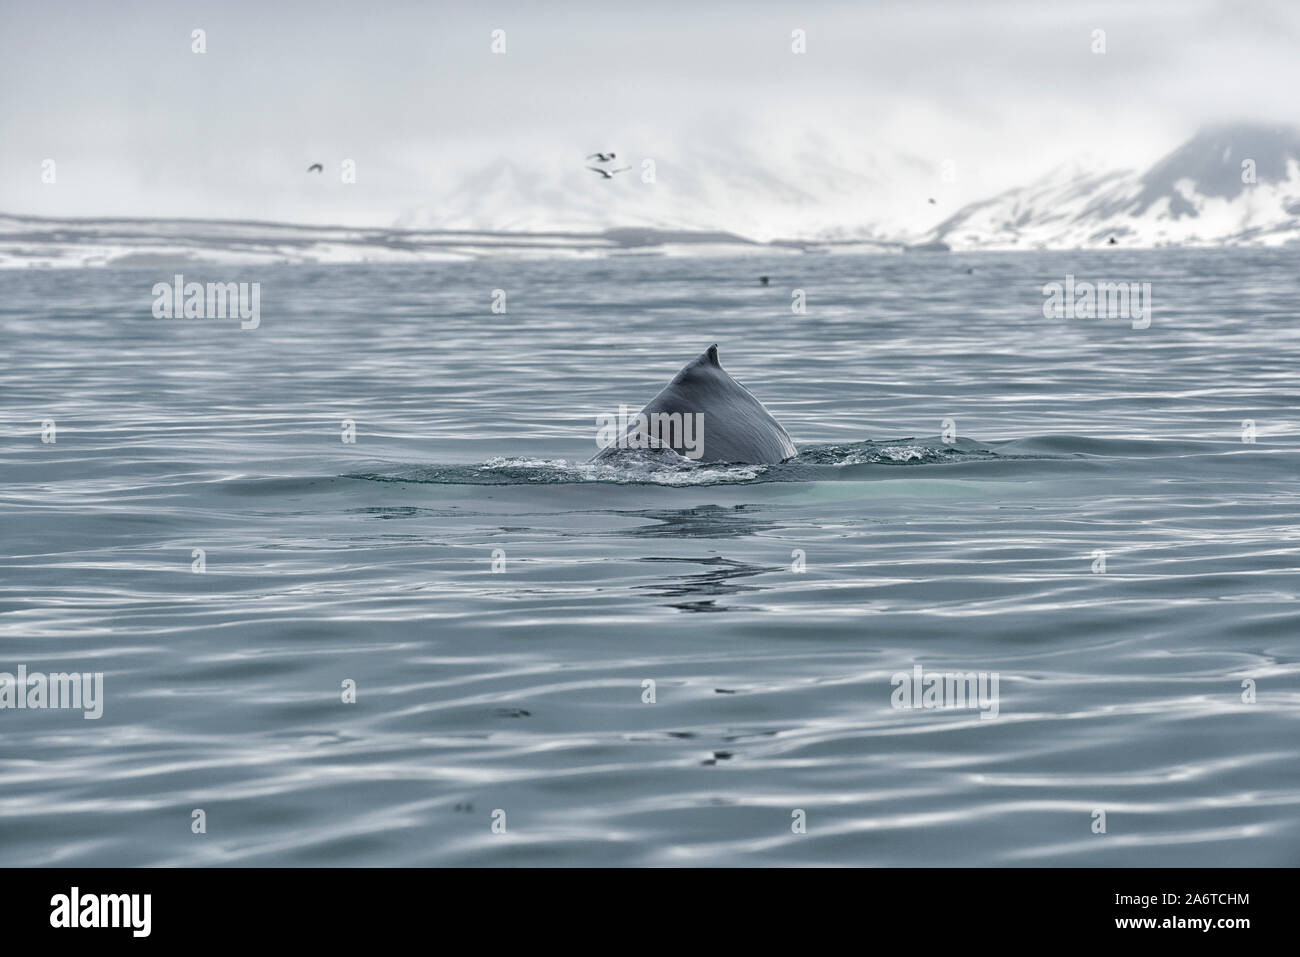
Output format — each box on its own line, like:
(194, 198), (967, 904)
(391, 136), (940, 242)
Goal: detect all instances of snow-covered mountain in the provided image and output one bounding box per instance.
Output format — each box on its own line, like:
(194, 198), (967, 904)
(924, 124), (1300, 249)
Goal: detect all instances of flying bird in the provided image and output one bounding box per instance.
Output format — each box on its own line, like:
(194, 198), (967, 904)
(587, 152), (616, 162)
(307, 163), (323, 173)
(927, 197), (936, 204)
(587, 166), (631, 179)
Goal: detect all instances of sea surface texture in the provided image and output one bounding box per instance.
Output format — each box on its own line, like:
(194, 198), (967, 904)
(2, 249), (1298, 866)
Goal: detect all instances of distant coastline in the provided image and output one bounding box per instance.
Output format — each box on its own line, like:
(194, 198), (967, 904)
(0, 213), (909, 268)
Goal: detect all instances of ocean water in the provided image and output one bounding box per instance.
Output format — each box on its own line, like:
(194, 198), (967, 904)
(1, 248), (1298, 867)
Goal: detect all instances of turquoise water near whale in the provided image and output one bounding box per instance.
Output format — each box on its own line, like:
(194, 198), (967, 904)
(2, 248), (1299, 866)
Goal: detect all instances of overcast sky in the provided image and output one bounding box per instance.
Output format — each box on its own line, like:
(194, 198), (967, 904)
(3, 0), (1298, 230)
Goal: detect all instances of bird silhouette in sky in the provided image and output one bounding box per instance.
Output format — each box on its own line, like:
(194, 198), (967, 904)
(307, 163), (323, 173)
(587, 166), (631, 179)
(587, 152), (616, 162)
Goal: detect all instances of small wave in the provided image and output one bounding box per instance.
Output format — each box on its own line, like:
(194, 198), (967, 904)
(482, 451), (768, 486)
(797, 440), (998, 466)
(346, 439), (1001, 487)
(348, 450), (766, 487)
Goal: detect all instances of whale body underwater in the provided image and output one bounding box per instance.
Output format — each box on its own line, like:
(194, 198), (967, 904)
(591, 344), (798, 465)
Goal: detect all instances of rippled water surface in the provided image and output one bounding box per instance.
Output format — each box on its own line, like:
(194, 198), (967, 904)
(2, 249), (1299, 866)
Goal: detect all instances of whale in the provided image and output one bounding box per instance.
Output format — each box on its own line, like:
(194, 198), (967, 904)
(591, 344), (798, 465)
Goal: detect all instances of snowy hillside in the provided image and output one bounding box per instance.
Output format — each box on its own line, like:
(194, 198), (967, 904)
(925, 124), (1300, 249)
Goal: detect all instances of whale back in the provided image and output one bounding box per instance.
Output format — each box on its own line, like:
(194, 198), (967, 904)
(593, 344), (797, 465)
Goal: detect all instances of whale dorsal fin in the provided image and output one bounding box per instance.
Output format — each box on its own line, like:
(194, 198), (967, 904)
(590, 344), (797, 465)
